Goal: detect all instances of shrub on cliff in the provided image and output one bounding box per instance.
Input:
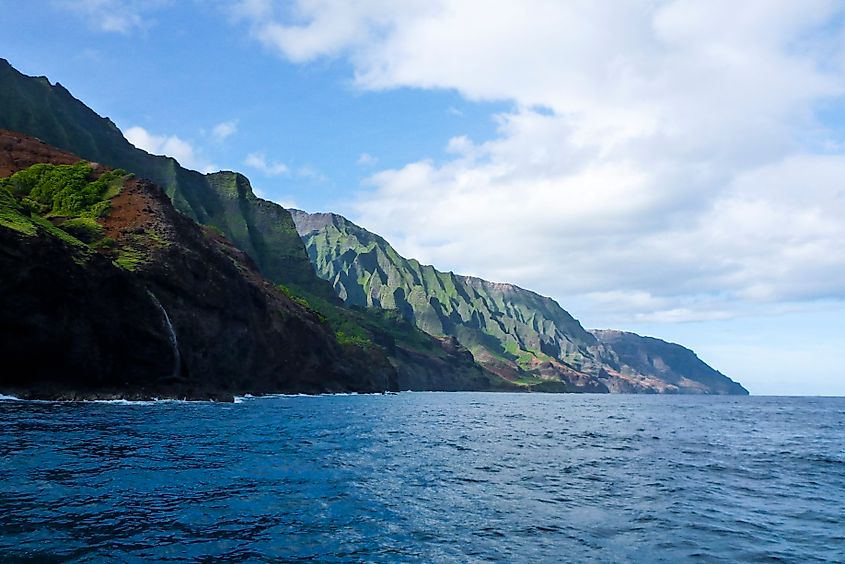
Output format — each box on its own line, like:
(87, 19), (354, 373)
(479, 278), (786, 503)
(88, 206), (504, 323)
(0, 162), (126, 218)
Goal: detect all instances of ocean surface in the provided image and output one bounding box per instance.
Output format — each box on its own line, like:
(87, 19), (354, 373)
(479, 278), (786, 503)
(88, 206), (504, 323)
(1, 393), (843, 562)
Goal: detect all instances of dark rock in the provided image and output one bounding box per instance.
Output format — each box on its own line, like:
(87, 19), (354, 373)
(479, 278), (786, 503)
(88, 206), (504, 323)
(0, 130), (397, 400)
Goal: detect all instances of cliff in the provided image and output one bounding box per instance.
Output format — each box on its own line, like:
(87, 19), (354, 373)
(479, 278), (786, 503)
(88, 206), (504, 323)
(0, 58), (332, 298)
(0, 58), (513, 393)
(291, 210), (748, 395)
(0, 130), (397, 400)
(592, 330), (749, 395)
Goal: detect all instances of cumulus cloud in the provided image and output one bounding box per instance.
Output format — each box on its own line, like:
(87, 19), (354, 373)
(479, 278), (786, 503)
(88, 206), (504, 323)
(234, 0), (845, 322)
(211, 120), (238, 142)
(54, 0), (164, 34)
(125, 126), (217, 173)
(244, 152), (290, 176)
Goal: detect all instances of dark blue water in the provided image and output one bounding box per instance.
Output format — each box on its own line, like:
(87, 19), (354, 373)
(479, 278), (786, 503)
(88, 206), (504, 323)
(1, 393), (843, 562)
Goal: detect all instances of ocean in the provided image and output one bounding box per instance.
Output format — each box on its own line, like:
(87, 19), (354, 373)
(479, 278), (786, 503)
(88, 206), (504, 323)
(1, 393), (843, 562)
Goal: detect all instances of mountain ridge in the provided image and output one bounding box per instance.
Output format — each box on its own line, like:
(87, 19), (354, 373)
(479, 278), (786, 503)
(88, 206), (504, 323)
(0, 57), (331, 298)
(291, 208), (748, 395)
(0, 59), (517, 394)
(591, 330), (748, 395)
(0, 57), (747, 395)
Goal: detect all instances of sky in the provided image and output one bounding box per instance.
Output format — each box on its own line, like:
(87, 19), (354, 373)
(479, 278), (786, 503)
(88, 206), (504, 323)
(2, 0), (844, 395)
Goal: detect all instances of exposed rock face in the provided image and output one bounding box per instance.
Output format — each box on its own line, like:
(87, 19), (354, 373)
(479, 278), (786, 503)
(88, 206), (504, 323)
(592, 330), (748, 395)
(0, 131), (397, 400)
(291, 210), (748, 395)
(292, 210), (615, 390)
(388, 335), (517, 392)
(0, 59), (520, 395)
(0, 58), (749, 396)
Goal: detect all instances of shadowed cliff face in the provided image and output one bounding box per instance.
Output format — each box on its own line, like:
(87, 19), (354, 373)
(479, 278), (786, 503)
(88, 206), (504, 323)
(592, 330), (749, 395)
(0, 131), (397, 400)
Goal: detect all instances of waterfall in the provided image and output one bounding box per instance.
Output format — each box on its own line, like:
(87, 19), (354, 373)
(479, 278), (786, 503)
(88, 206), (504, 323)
(147, 291), (181, 380)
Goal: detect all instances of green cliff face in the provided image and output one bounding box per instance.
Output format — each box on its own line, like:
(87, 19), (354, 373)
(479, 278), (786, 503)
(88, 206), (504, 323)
(0, 59), (514, 393)
(0, 58), (331, 298)
(291, 210), (749, 395)
(0, 58), (747, 395)
(291, 210), (613, 391)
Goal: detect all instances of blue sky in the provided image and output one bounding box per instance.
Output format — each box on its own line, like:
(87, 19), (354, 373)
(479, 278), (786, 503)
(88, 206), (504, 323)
(0, 1), (508, 209)
(2, 0), (845, 395)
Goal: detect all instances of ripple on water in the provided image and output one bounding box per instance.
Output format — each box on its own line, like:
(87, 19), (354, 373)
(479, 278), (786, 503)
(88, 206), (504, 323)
(0, 394), (844, 562)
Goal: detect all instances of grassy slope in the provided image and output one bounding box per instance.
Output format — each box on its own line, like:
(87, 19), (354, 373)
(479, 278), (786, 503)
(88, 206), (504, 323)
(292, 211), (750, 395)
(0, 161), (174, 276)
(0, 162), (125, 256)
(277, 283), (517, 391)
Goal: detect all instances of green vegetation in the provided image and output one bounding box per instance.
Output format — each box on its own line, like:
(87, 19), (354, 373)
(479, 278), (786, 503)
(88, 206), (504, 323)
(144, 228), (170, 248)
(335, 330), (372, 348)
(292, 209), (609, 380)
(59, 217), (104, 243)
(277, 284), (314, 311)
(0, 59), (331, 298)
(275, 283), (453, 355)
(0, 162), (128, 260)
(0, 181), (91, 264)
(0, 187), (38, 235)
(285, 288), (373, 349)
(501, 339), (556, 369)
(0, 162), (125, 219)
(91, 236), (117, 250)
(114, 246), (145, 271)
(30, 214), (89, 250)
(512, 375), (547, 386)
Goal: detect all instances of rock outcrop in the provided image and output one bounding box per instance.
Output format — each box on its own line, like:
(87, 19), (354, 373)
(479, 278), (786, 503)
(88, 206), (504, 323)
(0, 130), (397, 400)
(592, 330), (749, 395)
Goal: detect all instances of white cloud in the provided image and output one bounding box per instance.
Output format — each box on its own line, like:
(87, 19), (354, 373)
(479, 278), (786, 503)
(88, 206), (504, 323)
(234, 0), (845, 323)
(211, 120), (238, 142)
(244, 152), (290, 176)
(125, 126), (217, 173)
(357, 153), (378, 166)
(54, 0), (164, 34)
